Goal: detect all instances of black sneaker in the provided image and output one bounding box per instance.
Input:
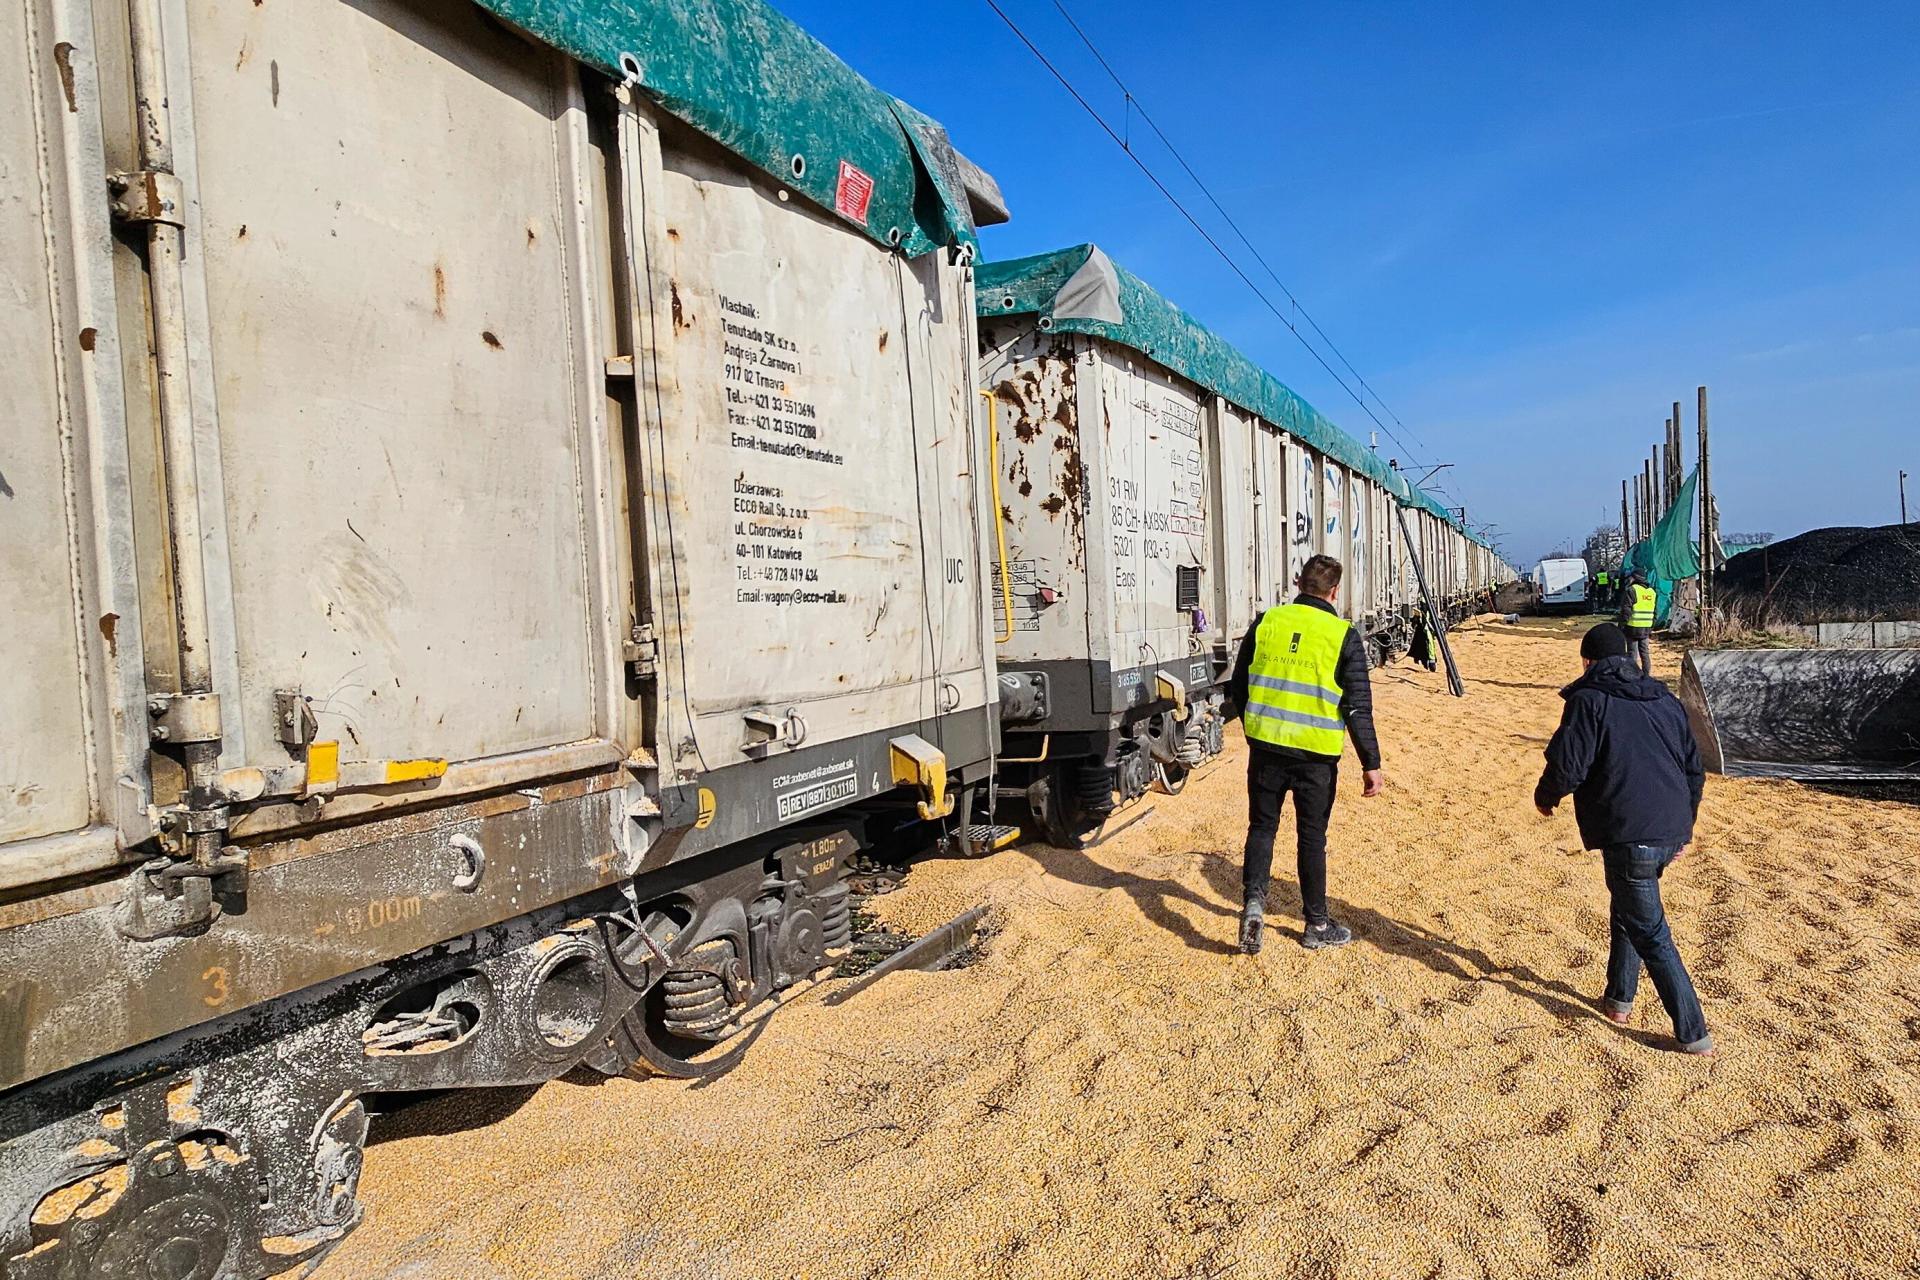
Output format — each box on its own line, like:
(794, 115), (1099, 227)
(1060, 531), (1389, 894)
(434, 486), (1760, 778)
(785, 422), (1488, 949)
(1301, 920), (1353, 951)
(1238, 898), (1265, 955)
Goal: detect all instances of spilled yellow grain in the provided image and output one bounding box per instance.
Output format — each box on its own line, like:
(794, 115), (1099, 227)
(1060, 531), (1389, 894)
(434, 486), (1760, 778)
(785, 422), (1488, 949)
(319, 618), (1920, 1280)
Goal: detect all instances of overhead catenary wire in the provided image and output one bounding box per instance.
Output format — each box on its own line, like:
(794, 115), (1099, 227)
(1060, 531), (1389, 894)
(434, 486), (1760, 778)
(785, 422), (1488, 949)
(1045, 0), (1433, 462)
(981, 0), (1431, 471)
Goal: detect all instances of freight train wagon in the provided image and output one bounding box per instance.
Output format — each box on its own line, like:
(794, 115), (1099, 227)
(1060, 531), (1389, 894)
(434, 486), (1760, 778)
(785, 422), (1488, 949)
(1400, 485), (1513, 624)
(0, 0), (1006, 1273)
(977, 246), (1511, 841)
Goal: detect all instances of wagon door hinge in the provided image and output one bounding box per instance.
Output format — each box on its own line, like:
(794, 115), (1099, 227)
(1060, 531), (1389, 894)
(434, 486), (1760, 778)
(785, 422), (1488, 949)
(107, 169), (186, 226)
(147, 691), (222, 746)
(623, 623), (658, 676)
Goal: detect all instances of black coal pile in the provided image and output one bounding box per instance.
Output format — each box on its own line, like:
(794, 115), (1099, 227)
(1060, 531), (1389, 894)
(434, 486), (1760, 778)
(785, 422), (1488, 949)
(1715, 523), (1920, 623)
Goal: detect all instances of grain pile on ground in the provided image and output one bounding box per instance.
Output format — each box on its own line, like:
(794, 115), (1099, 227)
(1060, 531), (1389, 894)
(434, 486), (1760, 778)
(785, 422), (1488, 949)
(317, 618), (1920, 1280)
(1715, 523), (1920, 624)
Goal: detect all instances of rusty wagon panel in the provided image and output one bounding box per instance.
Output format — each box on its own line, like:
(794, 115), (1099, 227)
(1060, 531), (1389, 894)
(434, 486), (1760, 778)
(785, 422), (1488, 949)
(1094, 344), (1216, 686)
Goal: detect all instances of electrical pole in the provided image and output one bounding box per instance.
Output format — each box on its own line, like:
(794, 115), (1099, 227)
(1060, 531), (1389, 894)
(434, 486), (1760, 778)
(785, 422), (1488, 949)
(1621, 479), (1631, 553)
(1903, 470), (1909, 524)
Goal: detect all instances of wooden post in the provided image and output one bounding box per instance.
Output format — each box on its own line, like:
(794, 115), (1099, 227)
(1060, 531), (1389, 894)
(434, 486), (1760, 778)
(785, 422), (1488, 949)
(1661, 419), (1672, 509)
(1697, 385), (1711, 609)
(1671, 400), (1684, 503)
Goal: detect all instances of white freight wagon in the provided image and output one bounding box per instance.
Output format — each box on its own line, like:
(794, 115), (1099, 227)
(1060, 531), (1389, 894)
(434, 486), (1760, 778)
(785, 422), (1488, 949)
(0, 0), (1005, 1271)
(975, 246), (1499, 841)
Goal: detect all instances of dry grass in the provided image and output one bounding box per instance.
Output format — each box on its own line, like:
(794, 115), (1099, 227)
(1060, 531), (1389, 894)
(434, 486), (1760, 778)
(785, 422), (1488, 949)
(317, 616), (1920, 1280)
(1693, 610), (1817, 650)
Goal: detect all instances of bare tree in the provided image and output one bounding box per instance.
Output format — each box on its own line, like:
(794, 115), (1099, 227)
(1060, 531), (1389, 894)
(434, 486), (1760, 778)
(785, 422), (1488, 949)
(1582, 524), (1626, 575)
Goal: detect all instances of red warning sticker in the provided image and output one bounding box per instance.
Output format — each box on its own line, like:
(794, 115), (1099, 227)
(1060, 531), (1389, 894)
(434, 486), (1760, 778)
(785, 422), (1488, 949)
(834, 160), (875, 226)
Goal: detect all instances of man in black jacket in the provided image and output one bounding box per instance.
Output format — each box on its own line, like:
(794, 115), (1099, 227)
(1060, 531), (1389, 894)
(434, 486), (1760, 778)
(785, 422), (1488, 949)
(1534, 622), (1712, 1054)
(1227, 555), (1385, 955)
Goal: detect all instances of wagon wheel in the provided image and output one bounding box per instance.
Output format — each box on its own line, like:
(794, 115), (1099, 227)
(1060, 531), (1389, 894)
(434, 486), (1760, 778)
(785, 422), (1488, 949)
(1151, 760), (1189, 796)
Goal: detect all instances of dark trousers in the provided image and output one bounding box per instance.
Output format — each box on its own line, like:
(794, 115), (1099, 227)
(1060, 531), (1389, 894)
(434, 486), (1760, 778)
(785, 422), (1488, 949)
(1601, 843), (1710, 1047)
(1242, 751), (1337, 925)
(1625, 626), (1652, 676)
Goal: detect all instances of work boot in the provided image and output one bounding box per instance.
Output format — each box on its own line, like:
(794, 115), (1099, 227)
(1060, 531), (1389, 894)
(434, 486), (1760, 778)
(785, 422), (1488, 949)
(1238, 896), (1265, 955)
(1301, 919), (1353, 951)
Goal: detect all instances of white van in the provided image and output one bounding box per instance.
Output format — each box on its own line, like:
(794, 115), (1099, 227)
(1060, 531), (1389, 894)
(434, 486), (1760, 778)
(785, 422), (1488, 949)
(1536, 558), (1591, 613)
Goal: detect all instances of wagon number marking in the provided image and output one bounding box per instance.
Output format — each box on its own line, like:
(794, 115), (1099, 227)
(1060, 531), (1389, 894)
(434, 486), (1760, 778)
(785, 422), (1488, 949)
(201, 966), (230, 1008)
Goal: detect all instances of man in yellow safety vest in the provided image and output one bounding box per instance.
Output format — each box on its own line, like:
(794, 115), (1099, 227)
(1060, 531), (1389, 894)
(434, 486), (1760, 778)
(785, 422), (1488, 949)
(1620, 571), (1657, 676)
(1226, 554), (1385, 954)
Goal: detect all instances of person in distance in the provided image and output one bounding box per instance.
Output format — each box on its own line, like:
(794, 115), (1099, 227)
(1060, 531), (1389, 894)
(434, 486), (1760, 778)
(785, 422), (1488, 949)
(1534, 622), (1712, 1055)
(1620, 569), (1657, 676)
(1226, 554), (1386, 955)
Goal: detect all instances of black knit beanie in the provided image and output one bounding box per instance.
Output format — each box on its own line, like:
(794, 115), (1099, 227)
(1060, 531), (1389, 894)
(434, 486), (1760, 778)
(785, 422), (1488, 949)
(1581, 622), (1629, 661)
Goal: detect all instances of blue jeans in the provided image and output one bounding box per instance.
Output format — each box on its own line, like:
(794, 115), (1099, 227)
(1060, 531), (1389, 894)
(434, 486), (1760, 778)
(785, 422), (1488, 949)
(1601, 843), (1711, 1049)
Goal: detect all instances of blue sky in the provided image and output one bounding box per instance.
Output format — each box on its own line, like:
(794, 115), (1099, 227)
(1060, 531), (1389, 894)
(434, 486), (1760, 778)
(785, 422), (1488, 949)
(781, 0), (1920, 566)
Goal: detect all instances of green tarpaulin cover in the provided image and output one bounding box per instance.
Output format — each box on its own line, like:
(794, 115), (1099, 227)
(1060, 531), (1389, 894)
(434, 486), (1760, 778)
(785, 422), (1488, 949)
(976, 245), (1489, 548)
(474, 0), (984, 257)
(1622, 467), (1700, 625)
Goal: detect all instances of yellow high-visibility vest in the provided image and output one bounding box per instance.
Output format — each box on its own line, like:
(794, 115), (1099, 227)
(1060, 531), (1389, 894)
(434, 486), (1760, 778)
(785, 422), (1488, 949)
(1243, 603), (1349, 758)
(1595, 571), (1611, 586)
(1627, 583), (1656, 629)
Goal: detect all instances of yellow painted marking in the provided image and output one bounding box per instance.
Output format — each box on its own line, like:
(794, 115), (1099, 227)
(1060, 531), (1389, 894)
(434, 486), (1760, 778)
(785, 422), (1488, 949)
(695, 787), (717, 829)
(200, 966), (230, 1008)
(383, 757), (447, 784)
(307, 741), (340, 787)
(341, 895), (422, 935)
